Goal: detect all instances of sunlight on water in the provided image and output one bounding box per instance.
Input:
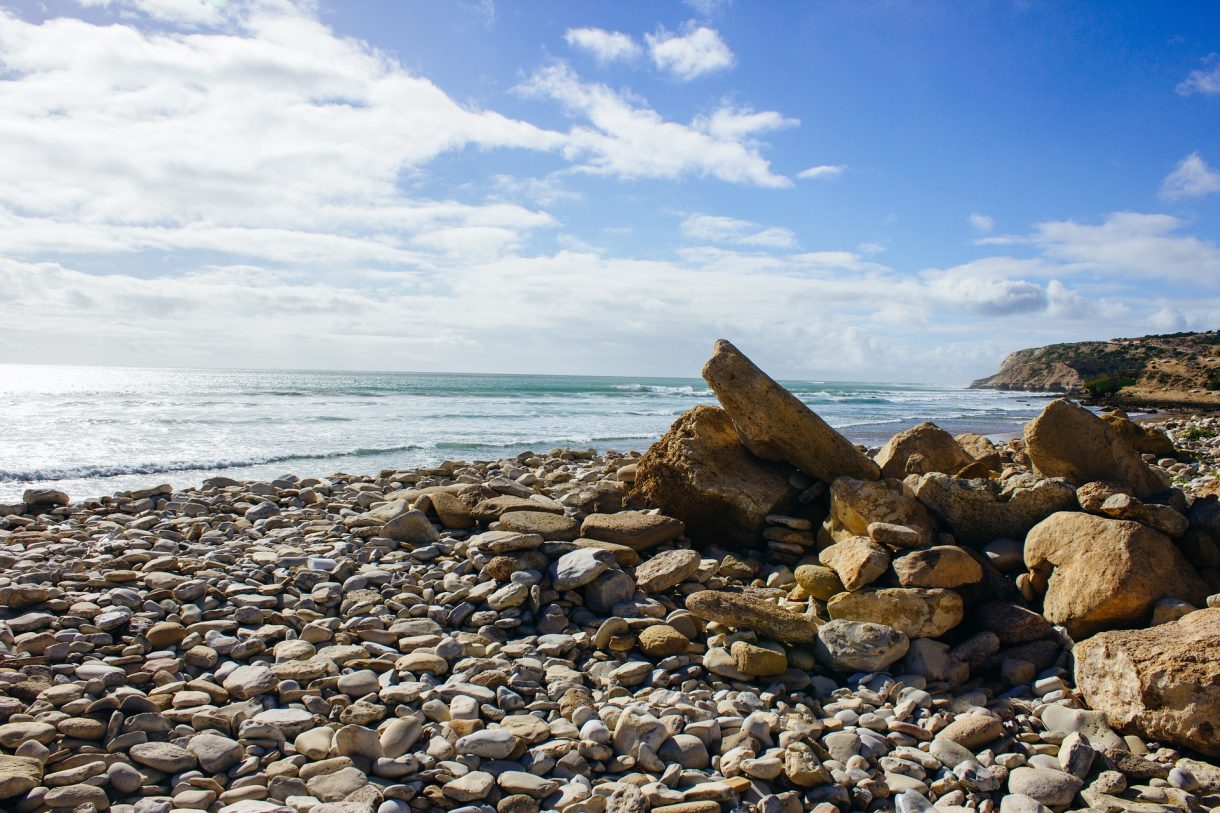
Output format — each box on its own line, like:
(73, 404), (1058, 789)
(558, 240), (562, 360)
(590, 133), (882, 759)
(0, 365), (1052, 501)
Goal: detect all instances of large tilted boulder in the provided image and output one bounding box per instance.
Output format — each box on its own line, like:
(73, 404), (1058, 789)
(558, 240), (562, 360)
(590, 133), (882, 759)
(701, 339), (880, 483)
(1025, 399), (1168, 498)
(1025, 511), (1210, 639)
(1074, 608), (1220, 756)
(633, 405), (797, 546)
(910, 472), (1077, 547)
(875, 422), (974, 479)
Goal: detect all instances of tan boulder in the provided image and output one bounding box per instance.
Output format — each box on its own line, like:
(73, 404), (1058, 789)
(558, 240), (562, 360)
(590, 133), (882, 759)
(579, 512), (683, 551)
(818, 536), (890, 591)
(1025, 399), (1168, 497)
(891, 545), (983, 588)
(1100, 410), (1175, 458)
(909, 472), (1077, 547)
(686, 590), (820, 643)
(634, 549), (701, 593)
(826, 587), (963, 638)
(0, 755), (43, 799)
(875, 422), (974, 479)
(633, 404), (798, 546)
(1024, 511), (1209, 639)
(1074, 608), (1220, 756)
(829, 477), (933, 544)
(701, 339), (879, 483)
(793, 564), (845, 601)
(956, 432), (1002, 475)
(471, 495), (562, 524)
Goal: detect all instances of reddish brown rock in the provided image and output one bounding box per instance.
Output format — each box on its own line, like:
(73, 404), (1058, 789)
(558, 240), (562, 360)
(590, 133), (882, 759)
(633, 405), (797, 547)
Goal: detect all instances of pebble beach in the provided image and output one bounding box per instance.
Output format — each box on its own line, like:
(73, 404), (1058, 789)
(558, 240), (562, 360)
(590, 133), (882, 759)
(1, 341), (1218, 813)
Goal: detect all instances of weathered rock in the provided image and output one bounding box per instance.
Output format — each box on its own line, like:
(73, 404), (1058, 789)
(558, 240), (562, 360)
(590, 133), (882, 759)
(730, 640), (788, 676)
(1101, 409), (1175, 458)
(793, 564), (844, 601)
(580, 512), (684, 551)
(1007, 767), (1083, 810)
(876, 422), (974, 478)
(701, 339), (880, 482)
(638, 624), (690, 657)
(956, 432), (1003, 475)
(1025, 399), (1167, 497)
(0, 755), (43, 799)
(633, 549), (701, 593)
(826, 587), (963, 638)
(380, 509), (439, 544)
(633, 404), (797, 546)
(977, 602), (1053, 645)
(471, 495), (561, 524)
(937, 714), (1004, 749)
(813, 619), (909, 672)
(892, 545), (983, 588)
(1025, 511), (1210, 638)
(1074, 608), (1220, 756)
(819, 536), (890, 591)
(552, 548), (614, 591)
(22, 488), (69, 508)
(910, 472), (1077, 547)
(498, 510), (579, 541)
(829, 477), (933, 544)
(686, 590), (819, 643)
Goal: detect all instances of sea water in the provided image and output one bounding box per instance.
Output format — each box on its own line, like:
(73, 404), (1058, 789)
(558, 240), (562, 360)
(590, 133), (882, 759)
(0, 365), (1053, 501)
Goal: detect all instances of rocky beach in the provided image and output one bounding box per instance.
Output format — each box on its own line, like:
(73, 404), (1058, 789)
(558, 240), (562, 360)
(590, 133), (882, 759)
(1, 340), (1218, 813)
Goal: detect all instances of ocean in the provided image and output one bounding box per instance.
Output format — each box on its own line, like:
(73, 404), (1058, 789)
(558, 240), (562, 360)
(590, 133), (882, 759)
(0, 365), (1055, 502)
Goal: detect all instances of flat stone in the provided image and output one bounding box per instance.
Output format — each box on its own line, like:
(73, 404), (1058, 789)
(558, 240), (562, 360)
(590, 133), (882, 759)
(634, 549), (701, 593)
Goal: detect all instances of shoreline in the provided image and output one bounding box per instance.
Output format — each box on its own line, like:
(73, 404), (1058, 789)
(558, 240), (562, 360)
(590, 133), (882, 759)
(1, 346), (1219, 813)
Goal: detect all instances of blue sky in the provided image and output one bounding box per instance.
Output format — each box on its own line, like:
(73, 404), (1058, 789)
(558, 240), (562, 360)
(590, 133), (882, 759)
(0, 0), (1218, 382)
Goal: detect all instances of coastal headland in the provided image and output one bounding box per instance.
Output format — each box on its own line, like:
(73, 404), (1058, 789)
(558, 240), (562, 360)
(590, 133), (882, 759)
(0, 340), (1218, 813)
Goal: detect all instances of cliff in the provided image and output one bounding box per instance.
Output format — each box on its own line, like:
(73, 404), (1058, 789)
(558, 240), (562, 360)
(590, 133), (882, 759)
(970, 331), (1220, 409)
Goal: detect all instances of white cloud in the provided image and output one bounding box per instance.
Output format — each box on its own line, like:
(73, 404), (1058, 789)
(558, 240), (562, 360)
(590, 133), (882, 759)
(681, 214), (796, 248)
(1149, 305), (1187, 332)
(921, 263), (1048, 316)
(646, 24), (734, 80)
(75, 0), (228, 26)
(1161, 152), (1220, 200)
(563, 28), (641, 64)
(968, 212), (995, 233)
(797, 164), (846, 181)
(516, 64), (793, 187)
(1032, 212), (1220, 283)
(1177, 59), (1220, 96)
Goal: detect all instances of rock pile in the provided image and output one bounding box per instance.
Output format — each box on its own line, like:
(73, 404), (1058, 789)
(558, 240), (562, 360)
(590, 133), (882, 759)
(0, 339), (1216, 813)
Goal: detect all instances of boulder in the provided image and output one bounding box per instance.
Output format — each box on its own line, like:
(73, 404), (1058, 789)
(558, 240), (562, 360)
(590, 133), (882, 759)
(818, 536), (889, 591)
(829, 477), (934, 545)
(826, 587), (963, 638)
(633, 404), (797, 547)
(21, 488), (69, 509)
(0, 755), (43, 799)
(1025, 399), (1167, 497)
(813, 619), (909, 672)
(701, 339), (879, 482)
(1024, 511), (1210, 639)
(686, 590), (820, 643)
(793, 564), (845, 601)
(579, 512), (684, 551)
(910, 472), (1077, 547)
(379, 509), (440, 544)
(875, 422), (974, 479)
(1100, 410), (1175, 458)
(1074, 608), (1220, 756)
(956, 432), (1003, 475)
(892, 545), (983, 588)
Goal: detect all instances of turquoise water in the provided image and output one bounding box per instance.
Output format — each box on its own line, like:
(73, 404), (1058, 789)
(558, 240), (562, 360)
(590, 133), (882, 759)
(0, 365), (1051, 501)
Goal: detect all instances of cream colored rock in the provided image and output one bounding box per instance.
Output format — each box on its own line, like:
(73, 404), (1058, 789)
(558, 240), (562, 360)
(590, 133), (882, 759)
(1024, 511), (1209, 639)
(701, 339), (879, 483)
(1074, 608), (1220, 756)
(686, 590), (819, 643)
(818, 536), (890, 591)
(1025, 399), (1168, 497)
(826, 587), (963, 638)
(829, 477), (933, 545)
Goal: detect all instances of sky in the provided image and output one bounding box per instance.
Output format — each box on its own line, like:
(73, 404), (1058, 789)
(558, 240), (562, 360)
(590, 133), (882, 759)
(1, 0), (1219, 383)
